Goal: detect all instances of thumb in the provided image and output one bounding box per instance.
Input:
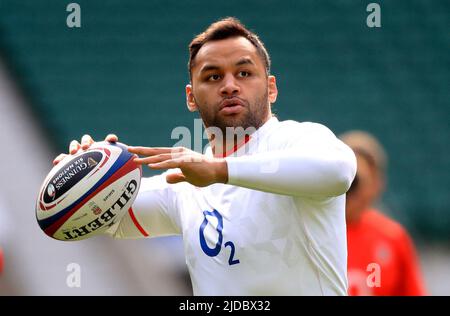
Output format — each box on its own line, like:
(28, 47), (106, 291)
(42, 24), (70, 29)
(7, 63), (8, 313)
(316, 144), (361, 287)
(166, 172), (187, 184)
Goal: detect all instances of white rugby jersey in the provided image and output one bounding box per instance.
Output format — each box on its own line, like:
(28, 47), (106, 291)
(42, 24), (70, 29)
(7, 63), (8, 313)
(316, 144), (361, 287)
(110, 117), (357, 295)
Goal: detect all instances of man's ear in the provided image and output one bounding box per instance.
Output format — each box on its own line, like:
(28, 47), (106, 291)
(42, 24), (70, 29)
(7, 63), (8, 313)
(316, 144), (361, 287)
(186, 84), (198, 112)
(268, 75), (278, 104)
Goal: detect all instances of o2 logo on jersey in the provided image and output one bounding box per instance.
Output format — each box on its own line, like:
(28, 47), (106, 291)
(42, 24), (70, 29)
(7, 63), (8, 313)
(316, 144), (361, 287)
(199, 209), (240, 266)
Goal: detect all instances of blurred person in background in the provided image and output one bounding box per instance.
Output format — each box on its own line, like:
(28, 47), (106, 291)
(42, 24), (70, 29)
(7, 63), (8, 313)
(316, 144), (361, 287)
(340, 131), (427, 296)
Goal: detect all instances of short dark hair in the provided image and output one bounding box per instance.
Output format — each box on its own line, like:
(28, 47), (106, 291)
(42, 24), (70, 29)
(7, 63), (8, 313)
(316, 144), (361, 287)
(188, 17), (271, 80)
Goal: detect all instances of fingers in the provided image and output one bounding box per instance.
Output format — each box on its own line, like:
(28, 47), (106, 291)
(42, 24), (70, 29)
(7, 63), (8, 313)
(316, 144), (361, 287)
(134, 153), (175, 165)
(128, 146), (184, 156)
(105, 134), (118, 143)
(166, 173), (186, 184)
(148, 158), (183, 170)
(133, 150), (190, 165)
(69, 140), (81, 155)
(81, 134), (94, 150)
(60, 133), (115, 166)
(71, 133), (116, 154)
(53, 153), (68, 166)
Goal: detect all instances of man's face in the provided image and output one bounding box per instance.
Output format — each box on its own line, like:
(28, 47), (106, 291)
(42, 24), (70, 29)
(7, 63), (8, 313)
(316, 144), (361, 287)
(186, 37), (277, 133)
(346, 154), (379, 222)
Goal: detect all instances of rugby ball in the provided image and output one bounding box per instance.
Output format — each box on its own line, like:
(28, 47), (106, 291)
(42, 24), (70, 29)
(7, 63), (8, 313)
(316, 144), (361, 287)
(36, 141), (142, 241)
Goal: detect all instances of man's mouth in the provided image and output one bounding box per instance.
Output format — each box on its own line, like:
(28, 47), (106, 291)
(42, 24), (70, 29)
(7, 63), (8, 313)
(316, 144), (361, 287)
(219, 98), (245, 115)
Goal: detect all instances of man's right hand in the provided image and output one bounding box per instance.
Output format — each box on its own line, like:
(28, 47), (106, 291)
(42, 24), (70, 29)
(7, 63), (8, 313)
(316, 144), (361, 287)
(52, 134), (119, 166)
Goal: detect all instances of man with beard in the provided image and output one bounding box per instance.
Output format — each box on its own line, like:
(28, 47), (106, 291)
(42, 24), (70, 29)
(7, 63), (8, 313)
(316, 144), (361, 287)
(54, 17), (356, 295)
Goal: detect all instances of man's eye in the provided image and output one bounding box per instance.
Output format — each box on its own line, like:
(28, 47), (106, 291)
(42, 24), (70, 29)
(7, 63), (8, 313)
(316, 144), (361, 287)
(208, 74), (221, 81)
(238, 71), (250, 77)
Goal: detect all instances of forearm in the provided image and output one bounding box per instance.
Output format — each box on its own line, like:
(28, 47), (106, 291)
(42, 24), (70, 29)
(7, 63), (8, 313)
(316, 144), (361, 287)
(105, 174), (180, 239)
(224, 146), (356, 198)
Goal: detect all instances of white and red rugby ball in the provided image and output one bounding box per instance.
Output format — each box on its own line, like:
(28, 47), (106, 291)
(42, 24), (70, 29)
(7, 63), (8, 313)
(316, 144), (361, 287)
(36, 141), (142, 241)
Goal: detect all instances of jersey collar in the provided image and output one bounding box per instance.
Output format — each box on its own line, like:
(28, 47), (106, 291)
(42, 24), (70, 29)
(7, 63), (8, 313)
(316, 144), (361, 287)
(213, 116), (280, 158)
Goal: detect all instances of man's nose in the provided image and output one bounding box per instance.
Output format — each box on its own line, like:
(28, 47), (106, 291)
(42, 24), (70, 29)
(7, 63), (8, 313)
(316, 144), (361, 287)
(220, 74), (240, 96)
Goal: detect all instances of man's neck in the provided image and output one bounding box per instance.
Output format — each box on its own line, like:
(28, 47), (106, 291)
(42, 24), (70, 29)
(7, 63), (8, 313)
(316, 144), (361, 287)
(211, 134), (251, 158)
(209, 114), (273, 158)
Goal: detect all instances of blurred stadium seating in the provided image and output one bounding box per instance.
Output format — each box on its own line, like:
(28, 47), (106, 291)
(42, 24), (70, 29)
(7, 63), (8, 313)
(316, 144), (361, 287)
(0, 0), (448, 294)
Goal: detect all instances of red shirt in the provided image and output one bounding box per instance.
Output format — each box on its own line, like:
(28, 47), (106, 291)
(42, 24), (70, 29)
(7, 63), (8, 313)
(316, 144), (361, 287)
(347, 209), (427, 296)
